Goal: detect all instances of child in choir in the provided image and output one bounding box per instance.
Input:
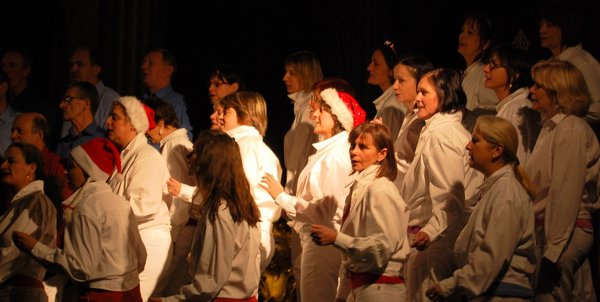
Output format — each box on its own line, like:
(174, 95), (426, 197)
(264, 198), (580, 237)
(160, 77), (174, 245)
(150, 130), (261, 302)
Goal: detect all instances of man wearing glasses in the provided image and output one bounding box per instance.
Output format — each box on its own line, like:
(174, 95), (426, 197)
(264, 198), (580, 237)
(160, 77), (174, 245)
(55, 81), (106, 158)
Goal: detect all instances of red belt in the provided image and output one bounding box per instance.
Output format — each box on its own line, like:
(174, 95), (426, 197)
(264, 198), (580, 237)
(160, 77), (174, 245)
(535, 218), (593, 229)
(79, 284), (142, 302)
(349, 272), (404, 289)
(1, 274), (43, 288)
(213, 297), (258, 302)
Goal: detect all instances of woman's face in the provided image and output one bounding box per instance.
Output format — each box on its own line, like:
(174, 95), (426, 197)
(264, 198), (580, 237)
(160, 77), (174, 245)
(367, 49), (392, 87)
(309, 90), (321, 121)
(349, 133), (387, 173)
(458, 19), (484, 60)
(208, 76), (238, 104)
(1, 146), (36, 191)
(483, 54), (509, 93)
(392, 64), (418, 105)
(529, 81), (555, 118)
(466, 129), (497, 174)
(312, 106), (336, 139)
(221, 107), (240, 131)
(415, 75), (440, 120)
(105, 104), (136, 148)
(539, 19), (562, 51)
(210, 104), (224, 130)
(283, 65), (302, 94)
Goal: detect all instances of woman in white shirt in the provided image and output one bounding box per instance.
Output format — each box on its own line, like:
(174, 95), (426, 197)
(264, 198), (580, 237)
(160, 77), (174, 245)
(368, 41), (406, 139)
(526, 60), (600, 301)
(151, 130), (262, 302)
(539, 2), (600, 121)
(310, 123), (410, 301)
(401, 68), (483, 301)
(220, 92), (282, 272)
(458, 12), (498, 113)
(391, 56), (433, 187)
(105, 97), (172, 301)
(0, 143), (56, 302)
(482, 45), (541, 164)
(427, 116), (537, 301)
(261, 87), (366, 302)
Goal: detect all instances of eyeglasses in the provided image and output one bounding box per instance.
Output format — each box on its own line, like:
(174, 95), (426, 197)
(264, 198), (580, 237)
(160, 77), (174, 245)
(487, 60), (504, 71)
(60, 95), (84, 103)
(208, 80), (230, 88)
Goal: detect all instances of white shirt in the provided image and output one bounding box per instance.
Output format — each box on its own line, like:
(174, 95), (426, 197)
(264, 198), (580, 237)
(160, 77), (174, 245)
(557, 45), (600, 106)
(31, 181), (146, 291)
(109, 133), (171, 230)
(335, 165), (410, 299)
(401, 112), (483, 240)
(284, 91), (317, 195)
(0, 181), (56, 283)
(160, 128), (195, 229)
(373, 86), (408, 140)
(525, 113), (600, 263)
(163, 202), (261, 301)
(495, 88), (541, 165)
(227, 125), (282, 225)
(393, 108), (425, 189)
(462, 62), (499, 111)
(438, 165), (537, 297)
(276, 131), (354, 235)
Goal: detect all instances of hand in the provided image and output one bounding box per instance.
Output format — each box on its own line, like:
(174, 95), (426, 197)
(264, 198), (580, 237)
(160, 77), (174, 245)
(426, 283), (445, 301)
(12, 231), (38, 252)
(260, 173), (284, 199)
(536, 257), (561, 293)
(371, 117), (383, 125)
(411, 231), (430, 251)
(310, 224), (337, 245)
(148, 297), (163, 302)
(167, 177), (182, 197)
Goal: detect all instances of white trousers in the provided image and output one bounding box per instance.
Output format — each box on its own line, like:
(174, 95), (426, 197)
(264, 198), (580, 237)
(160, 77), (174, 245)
(139, 227), (171, 302)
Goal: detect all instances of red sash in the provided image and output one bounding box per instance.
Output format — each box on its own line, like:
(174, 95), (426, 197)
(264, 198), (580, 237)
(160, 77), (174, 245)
(349, 272), (404, 289)
(79, 284), (142, 302)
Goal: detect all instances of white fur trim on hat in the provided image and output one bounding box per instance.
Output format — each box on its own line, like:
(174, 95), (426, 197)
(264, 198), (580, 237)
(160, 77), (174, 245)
(320, 88), (354, 131)
(117, 96), (149, 133)
(71, 146), (111, 182)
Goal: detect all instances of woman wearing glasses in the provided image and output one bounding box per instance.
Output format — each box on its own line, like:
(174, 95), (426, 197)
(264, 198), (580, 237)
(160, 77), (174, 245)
(482, 45), (540, 165)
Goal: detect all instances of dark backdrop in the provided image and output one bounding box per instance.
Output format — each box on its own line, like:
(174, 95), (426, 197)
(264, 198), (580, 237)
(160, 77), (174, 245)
(3, 0), (600, 160)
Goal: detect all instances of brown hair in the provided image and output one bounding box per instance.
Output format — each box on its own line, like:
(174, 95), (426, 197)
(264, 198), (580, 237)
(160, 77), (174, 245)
(349, 123), (397, 181)
(189, 130), (260, 226)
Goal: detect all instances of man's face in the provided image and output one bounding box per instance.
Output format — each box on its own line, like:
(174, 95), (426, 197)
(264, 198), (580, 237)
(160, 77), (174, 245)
(1, 51), (30, 89)
(70, 49), (99, 84)
(59, 87), (90, 122)
(141, 51), (172, 90)
(11, 114), (42, 146)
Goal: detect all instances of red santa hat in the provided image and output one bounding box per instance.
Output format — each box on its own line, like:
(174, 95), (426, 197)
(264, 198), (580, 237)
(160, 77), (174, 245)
(70, 138), (122, 183)
(319, 88), (366, 131)
(116, 96), (153, 133)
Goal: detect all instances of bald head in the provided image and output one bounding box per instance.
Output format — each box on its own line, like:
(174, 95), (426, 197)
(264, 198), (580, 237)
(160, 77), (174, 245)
(11, 112), (48, 150)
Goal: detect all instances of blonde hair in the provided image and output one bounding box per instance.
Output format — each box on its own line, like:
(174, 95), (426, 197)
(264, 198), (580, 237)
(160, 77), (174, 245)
(220, 91), (268, 136)
(531, 60), (591, 117)
(474, 116), (536, 199)
(285, 51), (324, 93)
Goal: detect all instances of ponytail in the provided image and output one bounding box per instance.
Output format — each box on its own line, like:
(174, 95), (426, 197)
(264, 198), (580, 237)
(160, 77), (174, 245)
(513, 163), (536, 200)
